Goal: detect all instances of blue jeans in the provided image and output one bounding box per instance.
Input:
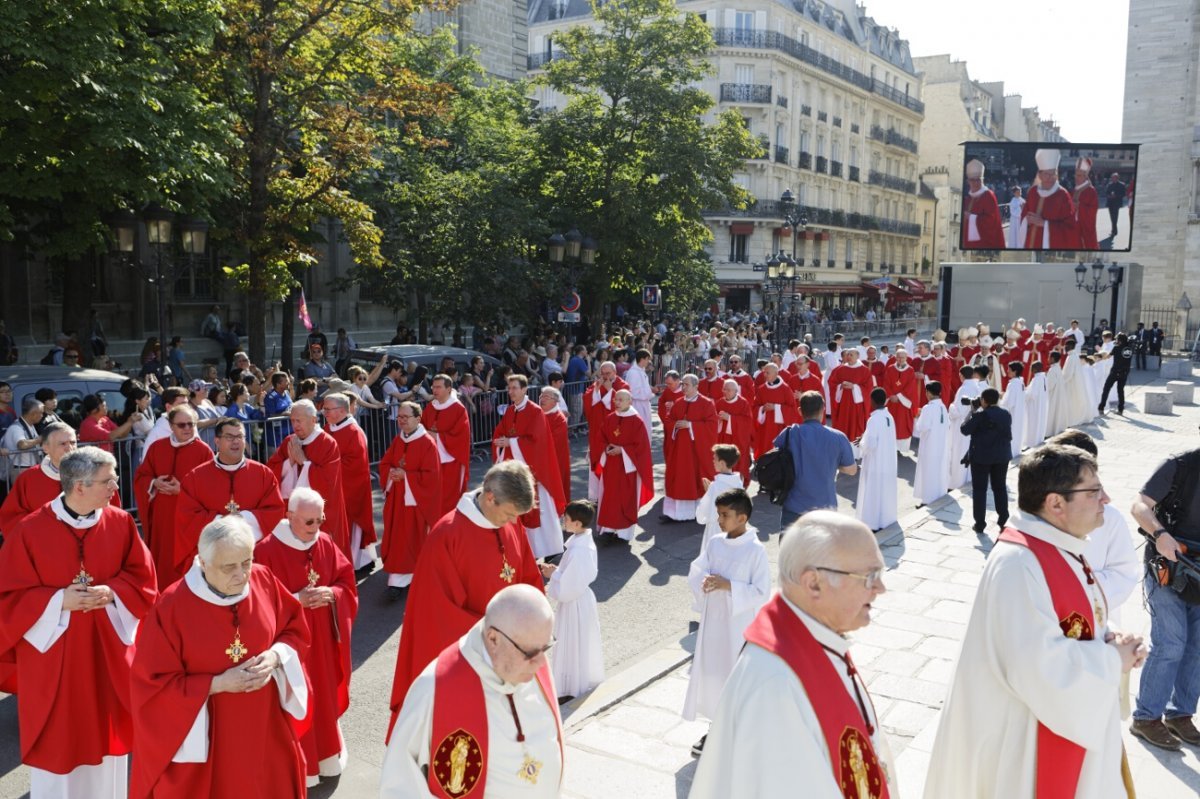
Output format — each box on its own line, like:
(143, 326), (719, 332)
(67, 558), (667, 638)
(1134, 575), (1200, 720)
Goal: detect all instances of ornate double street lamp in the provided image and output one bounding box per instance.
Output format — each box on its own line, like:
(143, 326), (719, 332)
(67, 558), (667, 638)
(107, 206), (209, 382)
(765, 251), (798, 350)
(547, 228), (597, 336)
(1073, 257), (1122, 350)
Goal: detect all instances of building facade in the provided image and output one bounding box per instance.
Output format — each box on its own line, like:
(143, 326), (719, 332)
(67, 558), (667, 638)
(419, 0), (529, 81)
(528, 0), (932, 315)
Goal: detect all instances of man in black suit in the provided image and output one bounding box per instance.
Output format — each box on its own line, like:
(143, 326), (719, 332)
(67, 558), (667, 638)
(1149, 321), (1165, 358)
(1106, 172), (1127, 238)
(1133, 322), (1149, 370)
(960, 387), (1013, 533)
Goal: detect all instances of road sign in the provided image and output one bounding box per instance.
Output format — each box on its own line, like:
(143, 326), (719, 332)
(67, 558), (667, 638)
(557, 311), (581, 323)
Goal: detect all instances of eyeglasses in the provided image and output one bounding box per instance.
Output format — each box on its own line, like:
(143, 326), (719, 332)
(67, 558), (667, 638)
(490, 626), (555, 661)
(815, 566), (885, 591)
(218, 434), (246, 441)
(297, 515), (325, 527)
(1056, 484), (1105, 499)
(172, 422), (196, 429)
(85, 476), (121, 487)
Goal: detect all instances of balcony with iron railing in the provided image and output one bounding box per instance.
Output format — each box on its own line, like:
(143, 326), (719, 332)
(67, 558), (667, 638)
(848, 165), (860, 182)
(753, 135), (770, 159)
(720, 83), (773, 103)
(830, 160), (843, 178)
(702, 198), (922, 238)
(816, 156), (828, 173)
(774, 145), (790, 165)
(798, 151), (812, 169)
(868, 170), (917, 194)
(711, 28), (925, 114)
(885, 128), (919, 154)
(817, 110), (828, 122)
(833, 116), (842, 128)
(801, 104), (812, 117)
(776, 95), (789, 109)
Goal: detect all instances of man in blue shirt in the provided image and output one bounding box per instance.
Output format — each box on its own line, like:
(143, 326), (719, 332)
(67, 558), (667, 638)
(774, 390), (858, 528)
(263, 372), (294, 450)
(565, 344), (591, 424)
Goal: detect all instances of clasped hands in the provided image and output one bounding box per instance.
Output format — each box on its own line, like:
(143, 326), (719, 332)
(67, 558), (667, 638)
(1106, 631), (1148, 673)
(62, 584), (114, 613)
(211, 649), (283, 695)
(298, 585), (335, 609)
(701, 574), (731, 593)
(287, 436), (307, 466)
(153, 475), (181, 495)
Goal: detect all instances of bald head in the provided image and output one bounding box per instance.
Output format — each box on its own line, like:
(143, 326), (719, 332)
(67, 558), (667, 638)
(484, 584), (554, 632)
(482, 585), (556, 684)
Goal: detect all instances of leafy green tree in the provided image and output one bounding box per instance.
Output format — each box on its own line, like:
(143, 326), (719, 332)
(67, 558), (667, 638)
(535, 0), (758, 317)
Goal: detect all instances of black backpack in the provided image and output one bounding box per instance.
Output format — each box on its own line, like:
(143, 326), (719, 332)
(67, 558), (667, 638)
(40, 347), (61, 366)
(753, 426), (796, 505)
(370, 375), (389, 402)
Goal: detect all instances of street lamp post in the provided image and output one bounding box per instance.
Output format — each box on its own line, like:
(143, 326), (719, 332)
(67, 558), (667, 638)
(1074, 258), (1122, 350)
(765, 251), (797, 350)
(547, 228), (597, 342)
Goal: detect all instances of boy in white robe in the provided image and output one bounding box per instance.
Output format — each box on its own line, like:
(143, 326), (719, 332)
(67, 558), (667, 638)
(625, 349), (655, 433)
(1023, 362), (1049, 449)
(999, 361), (1026, 458)
(696, 445), (744, 553)
(948, 365), (983, 489)
(541, 500), (604, 700)
(1044, 352), (1067, 437)
(855, 388), (898, 531)
(683, 488), (770, 754)
(913, 381), (951, 507)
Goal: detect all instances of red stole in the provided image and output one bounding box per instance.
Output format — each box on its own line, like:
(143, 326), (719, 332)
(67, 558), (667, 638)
(427, 643), (562, 798)
(744, 596), (889, 799)
(998, 527), (1094, 799)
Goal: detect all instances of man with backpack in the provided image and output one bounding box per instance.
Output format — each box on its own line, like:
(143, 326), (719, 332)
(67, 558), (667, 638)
(770, 390), (857, 529)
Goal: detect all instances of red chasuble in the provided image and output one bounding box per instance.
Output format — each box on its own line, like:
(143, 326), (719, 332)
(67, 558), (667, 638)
(753, 379), (800, 459)
(1074, 183), (1100, 250)
(491, 399), (566, 529)
(388, 494), (543, 736)
(175, 459), (285, 577)
(134, 436), (214, 589)
(926, 357), (954, 407)
(256, 528), (358, 781)
(997, 528), (1097, 798)
(0, 459), (119, 537)
(595, 410), (654, 530)
(699, 375), (726, 404)
(963, 188), (1006, 249)
(0, 503), (158, 774)
(867, 359), (886, 387)
(789, 359), (822, 382)
(793, 370), (824, 399)
(1022, 185), (1077, 249)
(716, 396), (754, 486)
(744, 595), (890, 799)
(421, 398), (472, 516)
(726, 370), (756, 405)
(657, 387), (685, 460)
(583, 379), (629, 472)
(129, 566), (311, 799)
(427, 644), (562, 798)
(828, 363), (874, 442)
(544, 408), (572, 504)
(379, 428), (443, 576)
(327, 418), (379, 550)
(664, 395), (718, 501)
(882, 364), (919, 441)
(267, 430), (350, 558)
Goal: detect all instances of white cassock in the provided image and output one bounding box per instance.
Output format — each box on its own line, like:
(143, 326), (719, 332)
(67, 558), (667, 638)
(903, 337), (916, 357)
(999, 378), (1026, 458)
(1023, 372), (1048, 449)
(1007, 196), (1025, 248)
(546, 530), (604, 698)
(1061, 351), (1094, 428)
(690, 596), (897, 798)
(923, 512), (1125, 799)
(1083, 360), (1102, 413)
(947, 379), (980, 489)
(1083, 505), (1141, 626)
(1044, 364), (1067, 437)
(695, 472), (744, 554)
(912, 401), (951, 506)
(682, 531), (771, 722)
(382, 620), (563, 799)
(624, 364), (654, 434)
(855, 409), (898, 531)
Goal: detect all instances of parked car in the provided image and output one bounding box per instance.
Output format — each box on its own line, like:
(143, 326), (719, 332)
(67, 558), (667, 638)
(1, 365), (129, 431)
(347, 345), (502, 379)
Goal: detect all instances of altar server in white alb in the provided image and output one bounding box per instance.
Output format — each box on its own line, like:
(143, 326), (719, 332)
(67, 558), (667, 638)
(924, 444), (1145, 799)
(624, 348), (655, 434)
(695, 444), (745, 554)
(947, 365), (982, 489)
(912, 382), (951, 507)
(683, 488), (770, 757)
(540, 500), (604, 700)
(690, 510), (896, 799)
(1023, 361), (1049, 449)
(855, 388), (898, 532)
(1000, 361), (1027, 458)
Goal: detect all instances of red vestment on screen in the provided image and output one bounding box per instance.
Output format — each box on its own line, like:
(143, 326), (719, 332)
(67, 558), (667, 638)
(1022, 184), (1077, 249)
(1074, 182), (1100, 250)
(963, 188), (1006, 249)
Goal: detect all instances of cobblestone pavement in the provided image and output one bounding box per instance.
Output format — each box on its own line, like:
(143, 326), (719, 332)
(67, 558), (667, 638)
(559, 365), (1200, 799)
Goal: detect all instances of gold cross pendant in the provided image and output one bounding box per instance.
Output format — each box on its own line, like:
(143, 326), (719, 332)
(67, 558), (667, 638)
(499, 559), (516, 584)
(74, 567), (93, 587)
(226, 633), (247, 664)
(307, 568), (320, 588)
(224, 498), (240, 514)
(517, 753), (542, 784)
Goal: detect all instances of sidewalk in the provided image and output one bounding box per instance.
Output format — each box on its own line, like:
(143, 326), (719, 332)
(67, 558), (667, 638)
(558, 366), (1200, 799)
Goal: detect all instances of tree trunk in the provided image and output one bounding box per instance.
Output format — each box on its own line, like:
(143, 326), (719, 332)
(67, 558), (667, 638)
(280, 288), (296, 373)
(61, 257), (96, 366)
(246, 60), (275, 369)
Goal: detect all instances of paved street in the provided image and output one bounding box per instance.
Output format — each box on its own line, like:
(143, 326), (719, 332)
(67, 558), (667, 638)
(0, 364), (1196, 798)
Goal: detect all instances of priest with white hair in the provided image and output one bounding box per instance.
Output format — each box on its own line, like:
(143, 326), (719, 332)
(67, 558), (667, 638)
(963, 158), (1006, 249)
(1019, 148), (1077, 249)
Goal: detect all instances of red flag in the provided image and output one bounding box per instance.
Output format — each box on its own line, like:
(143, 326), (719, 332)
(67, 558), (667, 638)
(298, 288), (313, 332)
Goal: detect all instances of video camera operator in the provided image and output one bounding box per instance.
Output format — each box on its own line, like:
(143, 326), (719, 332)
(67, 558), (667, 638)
(960, 387), (1012, 534)
(1129, 445), (1200, 749)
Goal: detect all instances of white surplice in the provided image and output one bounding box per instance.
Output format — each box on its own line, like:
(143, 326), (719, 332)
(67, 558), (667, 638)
(947, 379), (980, 489)
(912, 400), (951, 506)
(624, 364), (654, 434)
(855, 409), (898, 531)
(999, 377), (1026, 458)
(1082, 505), (1141, 626)
(1044, 363), (1067, 437)
(1022, 372), (1048, 449)
(689, 596), (897, 799)
(695, 472), (743, 554)
(546, 531), (604, 698)
(1061, 350), (1094, 428)
(923, 511), (1125, 799)
(682, 530), (770, 722)
(382, 620), (562, 799)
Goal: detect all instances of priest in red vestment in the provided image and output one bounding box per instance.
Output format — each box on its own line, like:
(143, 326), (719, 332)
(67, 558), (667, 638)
(882, 348), (920, 449)
(927, 343), (955, 408)
(130, 515), (311, 799)
(716, 379), (755, 487)
(0, 448), (157, 796)
(787, 345), (822, 383)
(493, 374), (566, 559)
(135, 406), (215, 589)
(422, 374), (472, 516)
(256, 487), (358, 789)
(540, 387), (573, 503)
(661, 374), (718, 522)
(1020, 149), (1077, 249)
(864, 346), (887, 386)
(175, 418), (286, 577)
(266, 400), (350, 558)
(379, 401), (443, 599)
(595, 390), (654, 541)
(790, 356), (824, 399)
(322, 391), (379, 571)
(1073, 156), (1100, 249)
(583, 363), (629, 500)
(725, 355), (756, 405)
(753, 363), (800, 460)
(699, 359), (726, 403)
(657, 371), (685, 462)
(388, 461), (543, 736)
(962, 159), (1007, 249)
(828, 348), (874, 442)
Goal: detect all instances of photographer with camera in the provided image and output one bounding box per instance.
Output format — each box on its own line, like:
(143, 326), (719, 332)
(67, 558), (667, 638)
(960, 387), (1012, 534)
(1129, 446), (1200, 749)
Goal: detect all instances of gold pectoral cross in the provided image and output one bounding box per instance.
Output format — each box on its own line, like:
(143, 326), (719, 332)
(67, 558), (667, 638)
(518, 753), (542, 784)
(224, 498), (240, 514)
(499, 558), (516, 584)
(74, 566), (93, 587)
(226, 633), (247, 663)
(307, 568), (320, 588)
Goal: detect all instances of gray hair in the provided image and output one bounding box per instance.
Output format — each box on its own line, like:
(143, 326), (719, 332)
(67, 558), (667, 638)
(40, 421), (75, 445)
(21, 397), (43, 415)
(540, 386), (562, 402)
(481, 460), (536, 513)
(292, 399), (318, 418)
(59, 448), (117, 494)
(322, 392), (350, 412)
(723, 379), (739, 391)
(778, 510), (865, 587)
(288, 486), (325, 512)
(198, 515), (256, 563)
(681, 373), (699, 388)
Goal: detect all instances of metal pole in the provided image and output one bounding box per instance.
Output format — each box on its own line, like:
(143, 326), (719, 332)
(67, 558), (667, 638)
(156, 248), (169, 386)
